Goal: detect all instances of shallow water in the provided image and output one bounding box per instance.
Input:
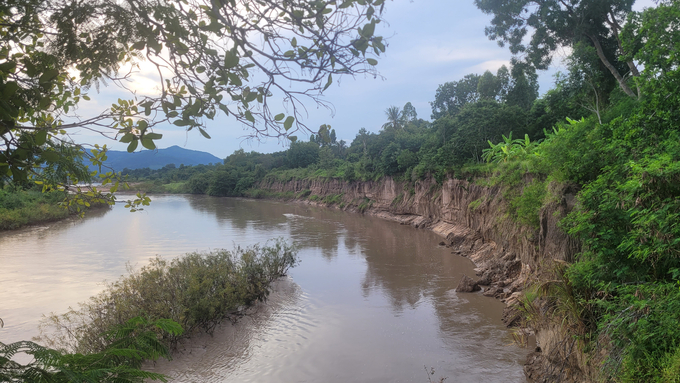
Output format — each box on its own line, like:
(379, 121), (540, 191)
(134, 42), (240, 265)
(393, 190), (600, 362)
(0, 195), (526, 382)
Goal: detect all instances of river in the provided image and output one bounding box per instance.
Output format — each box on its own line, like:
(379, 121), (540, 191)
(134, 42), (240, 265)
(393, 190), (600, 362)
(0, 195), (526, 382)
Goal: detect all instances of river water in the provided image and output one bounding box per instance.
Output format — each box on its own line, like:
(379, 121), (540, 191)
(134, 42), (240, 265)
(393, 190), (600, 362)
(0, 195), (526, 382)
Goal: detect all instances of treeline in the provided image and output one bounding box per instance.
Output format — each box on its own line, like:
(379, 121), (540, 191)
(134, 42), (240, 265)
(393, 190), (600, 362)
(124, 60), (586, 194)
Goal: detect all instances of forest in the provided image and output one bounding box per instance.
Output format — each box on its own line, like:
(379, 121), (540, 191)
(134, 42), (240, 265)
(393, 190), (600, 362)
(2, 0), (679, 381)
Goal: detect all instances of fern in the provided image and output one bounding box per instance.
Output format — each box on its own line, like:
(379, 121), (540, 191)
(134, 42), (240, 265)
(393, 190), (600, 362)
(0, 317), (182, 382)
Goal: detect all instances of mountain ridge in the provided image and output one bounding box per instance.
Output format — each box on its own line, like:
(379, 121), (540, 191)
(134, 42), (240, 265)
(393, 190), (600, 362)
(90, 145), (223, 171)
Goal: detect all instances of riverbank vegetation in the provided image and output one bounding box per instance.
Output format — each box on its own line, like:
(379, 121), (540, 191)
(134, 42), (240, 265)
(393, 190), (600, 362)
(37, 239), (298, 354)
(108, 2), (680, 380)
(0, 187), (111, 230)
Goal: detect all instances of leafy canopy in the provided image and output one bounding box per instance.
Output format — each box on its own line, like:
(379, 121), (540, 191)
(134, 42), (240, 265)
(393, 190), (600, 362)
(0, 0), (387, 204)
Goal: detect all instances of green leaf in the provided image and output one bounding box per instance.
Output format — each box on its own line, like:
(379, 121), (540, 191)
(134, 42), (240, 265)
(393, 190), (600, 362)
(41, 151), (60, 162)
(323, 74), (333, 91)
(119, 133), (135, 143)
(127, 140), (139, 153)
(245, 110), (255, 122)
(339, 0), (353, 9)
(34, 130), (47, 146)
(367, 58), (378, 66)
(0, 61), (17, 73)
(198, 127), (211, 139)
(227, 73), (242, 86)
(274, 113), (285, 121)
(245, 92), (257, 103)
(219, 104), (230, 115)
(145, 132), (163, 140)
(39, 96), (51, 109)
(2, 81), (19, 98)
(224, 50), (239, 69)
(39, 69), (60, 84)
(141, 137), (156, 150)
(362, 22), (375, 38)
(284, 116), (295, 131)
(131, 41), (146, 50)
(173, 119), (192, 127)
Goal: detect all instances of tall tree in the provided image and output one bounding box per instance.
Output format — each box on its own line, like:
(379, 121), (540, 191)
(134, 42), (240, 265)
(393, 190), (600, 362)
(477, 70), (501, 100)
(430, 74), (480, 119)
(475, 0), (640, 98)
(402, 102), (418, 123)
(504, 60), (539, 110)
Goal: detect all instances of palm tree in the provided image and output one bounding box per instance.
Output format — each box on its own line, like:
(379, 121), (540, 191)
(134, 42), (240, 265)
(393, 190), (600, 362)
(382, 106), (403, 130)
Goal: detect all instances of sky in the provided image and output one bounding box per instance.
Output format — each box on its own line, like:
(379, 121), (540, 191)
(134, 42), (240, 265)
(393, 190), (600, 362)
(72, 0), (656, 160)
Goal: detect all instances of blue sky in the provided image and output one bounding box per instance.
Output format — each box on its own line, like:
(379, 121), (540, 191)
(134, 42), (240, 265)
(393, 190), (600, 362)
(75, 0), (655, 160)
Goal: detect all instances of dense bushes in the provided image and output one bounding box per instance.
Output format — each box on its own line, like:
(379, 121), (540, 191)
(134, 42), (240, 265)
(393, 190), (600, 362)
(0, 189), (85, 230)
(38, 239), (298, 354)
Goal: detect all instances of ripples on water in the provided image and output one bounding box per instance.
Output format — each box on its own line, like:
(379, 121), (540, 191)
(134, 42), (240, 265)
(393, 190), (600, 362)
(0, 195), (527, 382)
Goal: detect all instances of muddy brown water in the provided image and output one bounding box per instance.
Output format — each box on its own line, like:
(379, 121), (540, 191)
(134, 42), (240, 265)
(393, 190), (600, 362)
(0, 195), (527, 382)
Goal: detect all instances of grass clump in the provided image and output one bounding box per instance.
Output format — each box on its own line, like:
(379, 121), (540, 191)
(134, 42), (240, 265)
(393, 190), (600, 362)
(357, 197), (373, 213)
(37, 239), (298, 354)
(323, 193), (343, 205)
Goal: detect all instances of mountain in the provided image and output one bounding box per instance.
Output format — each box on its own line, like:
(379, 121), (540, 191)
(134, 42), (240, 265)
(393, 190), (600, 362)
(90, 145), (223, 171)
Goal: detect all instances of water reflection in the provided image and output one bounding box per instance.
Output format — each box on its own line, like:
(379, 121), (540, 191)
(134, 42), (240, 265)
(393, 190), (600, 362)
(0, 195), (526, 382)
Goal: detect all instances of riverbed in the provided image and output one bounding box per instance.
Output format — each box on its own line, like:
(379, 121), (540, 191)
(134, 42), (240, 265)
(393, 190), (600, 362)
(0, 195), (526, 382)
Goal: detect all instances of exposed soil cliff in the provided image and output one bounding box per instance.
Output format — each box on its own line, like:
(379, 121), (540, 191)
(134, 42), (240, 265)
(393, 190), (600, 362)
(260, 176), (583, 381)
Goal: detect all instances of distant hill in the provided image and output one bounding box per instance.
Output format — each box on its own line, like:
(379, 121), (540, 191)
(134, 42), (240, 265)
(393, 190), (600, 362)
(90, 145), (223, 171)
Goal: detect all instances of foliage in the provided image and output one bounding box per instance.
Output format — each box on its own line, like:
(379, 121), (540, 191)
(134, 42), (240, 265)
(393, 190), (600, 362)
(0, 187), (110, 230)
(38, 239), (298, 354)
(621, 1), (680, 79)
(482, 132), (538, 164)
(592, 283), (680, 381)
(508, 179), (546, 229)
(0, 316), (182, 383)
(474, 0), (640, 98)
(1, 0), (387, 211)
(430, 74), (480, 119)
(287, 141), (320, 169)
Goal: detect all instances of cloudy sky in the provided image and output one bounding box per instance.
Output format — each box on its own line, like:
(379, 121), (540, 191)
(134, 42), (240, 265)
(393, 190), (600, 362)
(74, 0), (655, 160)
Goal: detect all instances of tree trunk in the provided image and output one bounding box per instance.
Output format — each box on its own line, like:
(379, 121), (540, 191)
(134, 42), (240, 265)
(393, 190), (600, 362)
(606, 12), (641, 97)
(587, 34), (638, 99)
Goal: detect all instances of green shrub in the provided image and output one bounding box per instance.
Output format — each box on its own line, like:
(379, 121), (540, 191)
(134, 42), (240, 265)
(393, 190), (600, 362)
(0, 189), (83, 230)
(508, 180), (547, 229)
(38, 239), (298, 353)
(187, 172), (212, 194)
